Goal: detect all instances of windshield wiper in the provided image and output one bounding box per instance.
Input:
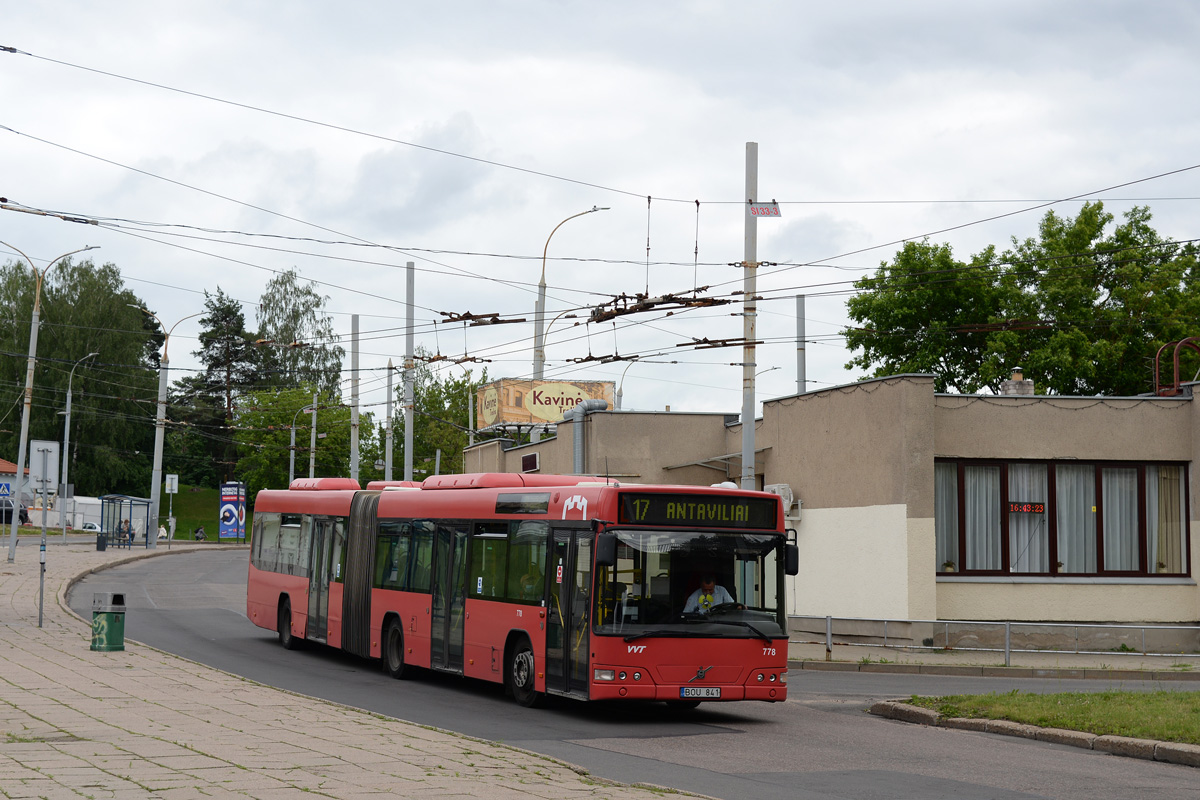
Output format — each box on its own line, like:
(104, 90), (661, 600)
(703, 619), (773, 642)
(624, 620), (773, 643)
(624, 629), (691, 642)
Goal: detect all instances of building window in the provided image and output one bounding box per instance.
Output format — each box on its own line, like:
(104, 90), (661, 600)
(935, 459), (1189, 577)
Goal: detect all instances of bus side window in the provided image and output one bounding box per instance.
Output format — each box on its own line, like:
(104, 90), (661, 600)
(409, 521), (435, 593)
(470, 522), (509, 599)
(507, 521), (548, 603)
(374, 520), (409, 590)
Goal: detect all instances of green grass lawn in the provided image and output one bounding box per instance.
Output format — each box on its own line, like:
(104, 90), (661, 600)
(907, 690), (1200, 745)
(163, 484), (247, 542)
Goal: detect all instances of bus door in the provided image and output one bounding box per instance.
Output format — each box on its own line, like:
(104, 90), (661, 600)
(430, 521), (469, 673)
(545, 524), (592, 697)
(306, 517), (336, 644)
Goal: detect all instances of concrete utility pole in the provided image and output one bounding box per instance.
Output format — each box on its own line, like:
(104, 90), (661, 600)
(385, 359), (394, 481)
(139, 308), (202, 550)
(308, 394), (317, 478)
(60, 351), (98, 536)
(350, 314), (359, 484)
(740, 143), (759, 491)
(4, 242), (97, 563)
(796, 294), (807, 394)
(404, 262), (415, 482)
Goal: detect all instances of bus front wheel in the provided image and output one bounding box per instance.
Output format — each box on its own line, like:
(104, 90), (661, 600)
(383, 619), (409, 679)
(278, 600), (300, 650)
(508, 641), (542, 708)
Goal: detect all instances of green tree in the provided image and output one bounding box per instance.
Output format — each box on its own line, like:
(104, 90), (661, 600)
(844, 204), (1200, 395)
(398, 354), (487, 476)
(845, 241), (1005, 393)
(255, 269), (344, 396)
(232, 386), (362, 501)
(0, 258), (158, 496)
(169, 288), (258, 485)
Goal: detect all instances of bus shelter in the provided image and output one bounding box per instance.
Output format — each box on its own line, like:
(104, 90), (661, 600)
(99, 494), (151, 546)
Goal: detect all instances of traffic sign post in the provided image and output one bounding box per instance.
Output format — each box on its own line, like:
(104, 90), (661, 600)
(165, 474), (178, 549)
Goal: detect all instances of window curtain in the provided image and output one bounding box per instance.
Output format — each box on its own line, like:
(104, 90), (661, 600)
(964, 465), (1001, 570)
(1008, 463), (1048, 572)
(1056, 465), (1096, 573)
(1102, 467), (1139, 571)
(1147, 465), (1184, 573)
(935, 463), (959, 570)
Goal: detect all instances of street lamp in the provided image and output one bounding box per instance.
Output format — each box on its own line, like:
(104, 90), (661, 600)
(3, 242), (98, 563)
(533, 206), (608, 380)
(616, 360), (638, 411)
(615, 358), (677, 410)
(131, 306), (202, 549)
(60, 351), (98, 536)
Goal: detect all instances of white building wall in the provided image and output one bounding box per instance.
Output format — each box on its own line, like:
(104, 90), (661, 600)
(789, 504), (911, 619)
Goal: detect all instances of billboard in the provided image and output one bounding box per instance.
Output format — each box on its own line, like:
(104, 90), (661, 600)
(218, 482), (246, 541)
(477, 379), (615, 428)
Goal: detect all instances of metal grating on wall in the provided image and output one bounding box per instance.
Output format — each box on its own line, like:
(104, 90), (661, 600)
(342, 491), (380, 658)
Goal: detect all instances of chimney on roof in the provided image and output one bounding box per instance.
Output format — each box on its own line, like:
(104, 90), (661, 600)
(1000, 366), (1035, 396)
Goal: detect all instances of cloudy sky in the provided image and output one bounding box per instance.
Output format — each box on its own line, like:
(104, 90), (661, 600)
(4, 1), (1199, 424)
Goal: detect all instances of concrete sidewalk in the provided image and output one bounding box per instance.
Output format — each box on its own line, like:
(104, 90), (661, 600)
(0, 540), (691, 799)
(786, 641), (1200, 681)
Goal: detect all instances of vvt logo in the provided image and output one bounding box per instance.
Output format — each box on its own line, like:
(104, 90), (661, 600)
(627, 645), (647, 654)
(564, 495), (587, 519)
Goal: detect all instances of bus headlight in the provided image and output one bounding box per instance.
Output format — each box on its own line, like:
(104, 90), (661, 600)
(595, 669), (616, 682)
(757, 673), (764, 682)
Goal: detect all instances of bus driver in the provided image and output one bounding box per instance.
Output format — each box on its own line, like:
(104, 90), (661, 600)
(683, 573), (738, 614)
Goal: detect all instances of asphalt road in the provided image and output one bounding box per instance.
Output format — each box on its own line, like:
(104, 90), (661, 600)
(67, 549), (1199, 800)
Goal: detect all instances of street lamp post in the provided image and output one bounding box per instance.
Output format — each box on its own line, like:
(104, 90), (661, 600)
(132, 307), (202, 550)
(533, 206), (608, 380)
(60, 351), (98, 536)
(3, 242), (98, 563)
(289, 400), (315, 485)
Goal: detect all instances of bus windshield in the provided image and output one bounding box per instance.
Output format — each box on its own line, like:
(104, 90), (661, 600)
(593, 529), (787, 639)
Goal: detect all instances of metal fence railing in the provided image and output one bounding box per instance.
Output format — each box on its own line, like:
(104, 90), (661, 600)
(789, 615), (1200, 667)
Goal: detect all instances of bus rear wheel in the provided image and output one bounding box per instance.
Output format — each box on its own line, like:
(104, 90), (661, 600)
(383, 618), (409, 679)
(508, 641), (542, 708)
(278, 600), (300, 650)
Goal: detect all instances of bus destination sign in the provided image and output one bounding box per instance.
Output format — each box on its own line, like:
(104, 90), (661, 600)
(618, 493), (778, 529)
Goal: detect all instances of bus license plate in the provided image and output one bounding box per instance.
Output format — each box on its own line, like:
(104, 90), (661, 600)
(681, 687), (721, 699)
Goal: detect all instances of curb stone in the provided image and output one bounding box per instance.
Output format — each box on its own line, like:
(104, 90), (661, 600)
(869, 700), (1197, 768)
(1155, 742), (1200, 768)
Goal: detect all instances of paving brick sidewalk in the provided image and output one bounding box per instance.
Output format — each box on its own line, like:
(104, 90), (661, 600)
(0, 540), (688, 799)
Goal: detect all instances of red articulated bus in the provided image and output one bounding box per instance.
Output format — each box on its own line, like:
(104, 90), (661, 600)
(247, 473), (798, 707)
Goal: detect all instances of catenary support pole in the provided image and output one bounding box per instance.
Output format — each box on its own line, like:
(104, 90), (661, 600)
(350, 314), (359, 483)
(404, 262), (415, 482)
(308, 393), (317, 478)
(5, 243), (97, 563)
(385, 359), (394, 481)
(796, 294), (807, 394)
(740, 142), (759, 491)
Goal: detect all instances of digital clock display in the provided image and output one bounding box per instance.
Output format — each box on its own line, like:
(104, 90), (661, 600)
(1008, 501), (1045, 514)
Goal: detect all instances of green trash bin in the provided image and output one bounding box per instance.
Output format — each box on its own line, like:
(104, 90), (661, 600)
(91, 592), (126, 652)
(96, 531), (107, 552)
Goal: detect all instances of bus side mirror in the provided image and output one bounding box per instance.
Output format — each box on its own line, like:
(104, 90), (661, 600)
(785, 542), (799, 576)
(596, 532), (617, 567)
